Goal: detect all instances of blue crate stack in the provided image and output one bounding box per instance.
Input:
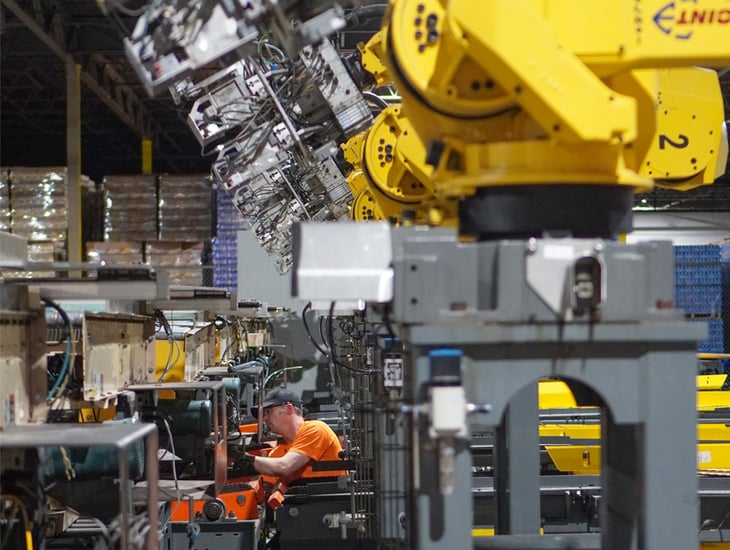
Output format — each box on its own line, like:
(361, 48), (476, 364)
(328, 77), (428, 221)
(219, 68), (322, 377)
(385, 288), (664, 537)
(674, 244), (725, 353)
(212, 188), (248, 292)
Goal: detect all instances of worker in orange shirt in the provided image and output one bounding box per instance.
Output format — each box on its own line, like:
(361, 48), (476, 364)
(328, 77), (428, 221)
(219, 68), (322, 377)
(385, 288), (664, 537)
(233, 387), (347, 506)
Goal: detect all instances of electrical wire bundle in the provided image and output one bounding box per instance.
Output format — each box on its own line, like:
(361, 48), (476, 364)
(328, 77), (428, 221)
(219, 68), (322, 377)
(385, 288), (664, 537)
(154, 309), (182, 382)
(302, 302), (379, 380)
(41, 297), (74, 409)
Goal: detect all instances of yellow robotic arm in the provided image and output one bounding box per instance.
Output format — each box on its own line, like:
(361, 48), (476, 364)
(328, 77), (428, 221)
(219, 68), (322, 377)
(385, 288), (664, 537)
(342, 105), (458, 225)
(637, 67), (728, 191)
(343, 31), (458, 226)
(341, 131), (387, 222)
(380, 0), (729, 238)
(356, 31), (390, 90)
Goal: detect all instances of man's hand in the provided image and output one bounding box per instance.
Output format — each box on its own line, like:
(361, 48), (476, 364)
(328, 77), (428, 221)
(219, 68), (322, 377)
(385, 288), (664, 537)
(230, 453), (257, 477)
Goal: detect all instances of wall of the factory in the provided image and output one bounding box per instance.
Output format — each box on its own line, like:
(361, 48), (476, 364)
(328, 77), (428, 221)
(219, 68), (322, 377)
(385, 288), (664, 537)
(628, 212), (729, 245)
(236, 230), (305, 311)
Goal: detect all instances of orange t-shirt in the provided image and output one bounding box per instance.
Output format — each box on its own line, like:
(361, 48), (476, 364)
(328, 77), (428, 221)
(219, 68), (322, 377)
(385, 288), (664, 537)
(264, 420), (347, 484)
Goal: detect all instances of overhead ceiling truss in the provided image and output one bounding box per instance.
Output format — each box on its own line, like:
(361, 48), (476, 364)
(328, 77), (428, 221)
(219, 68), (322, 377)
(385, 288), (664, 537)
(1, 0), (152, 139)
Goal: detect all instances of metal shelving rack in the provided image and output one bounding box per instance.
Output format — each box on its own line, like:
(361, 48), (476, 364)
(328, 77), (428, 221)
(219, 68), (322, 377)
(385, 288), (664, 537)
(0, 421), (159, 550)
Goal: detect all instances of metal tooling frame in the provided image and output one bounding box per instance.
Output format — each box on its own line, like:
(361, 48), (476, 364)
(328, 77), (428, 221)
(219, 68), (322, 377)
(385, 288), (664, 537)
(8, 268), (167, 302)
(127, 380), (228, 496)
(471, 474), (730, 541)
(0, 308), (47, 426)
(82, 312), (157, 402)
(390, 230), (705, 550)
(166, 519), (259, 549)
(182, 323), (216, 381)
(0, 422), (159, 550)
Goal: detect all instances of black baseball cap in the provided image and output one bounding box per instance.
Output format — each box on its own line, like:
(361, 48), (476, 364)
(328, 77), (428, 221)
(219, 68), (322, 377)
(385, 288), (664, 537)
(251, 388), (302, 417)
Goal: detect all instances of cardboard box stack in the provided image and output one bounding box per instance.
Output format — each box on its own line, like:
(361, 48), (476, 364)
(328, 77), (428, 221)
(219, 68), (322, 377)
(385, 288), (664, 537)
(103, 175), (157, 242)
(158, 174), (212, 242)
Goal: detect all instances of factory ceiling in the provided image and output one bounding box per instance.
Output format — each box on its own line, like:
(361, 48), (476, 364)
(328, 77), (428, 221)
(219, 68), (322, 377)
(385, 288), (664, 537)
(1, 0), (729, 213)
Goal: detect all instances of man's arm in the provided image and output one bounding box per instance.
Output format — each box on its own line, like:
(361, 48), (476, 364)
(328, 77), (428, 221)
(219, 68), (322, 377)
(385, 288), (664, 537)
(253, 450), (310, 477)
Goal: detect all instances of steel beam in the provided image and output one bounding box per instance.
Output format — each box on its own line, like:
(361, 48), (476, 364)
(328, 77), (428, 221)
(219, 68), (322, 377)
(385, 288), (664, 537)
(66, 59), (81, 264)
(0, 0), (151, 138)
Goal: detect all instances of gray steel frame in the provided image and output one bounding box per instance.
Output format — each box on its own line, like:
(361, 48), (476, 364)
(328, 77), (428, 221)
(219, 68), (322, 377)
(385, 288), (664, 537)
(127, 381), (228, 497)
(0, 422), (159, 549)
(390, 229), (705, 550)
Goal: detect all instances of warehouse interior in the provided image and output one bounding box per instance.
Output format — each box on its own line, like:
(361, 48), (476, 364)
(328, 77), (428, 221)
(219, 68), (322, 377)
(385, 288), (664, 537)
(1, 1), (730, 549)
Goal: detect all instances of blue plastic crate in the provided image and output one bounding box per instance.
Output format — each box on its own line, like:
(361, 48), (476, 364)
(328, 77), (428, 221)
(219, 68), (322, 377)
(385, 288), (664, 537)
(675, 286), (723, 315)
(212, 252), (237, 261)
(674, 266), (722, 286)
(211, 239), (237, 252)
(687, 318), (726, 353)
(698, 339), (725, 353)
(213, 267), (238, 290)
(674, 245), (722, 263)
(212, 236), (237, 246)
(215, 220), (249, 237)
(722, 244), (730, 262)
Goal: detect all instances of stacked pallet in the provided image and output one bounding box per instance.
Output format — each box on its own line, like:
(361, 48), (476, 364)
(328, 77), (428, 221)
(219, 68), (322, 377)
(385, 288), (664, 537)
(158, 174), (212, 242)
(102, 174), (214, 286)
(86, 240), (203, 286)
(103, 175), (157, 242)
(145, 241), (204, 286)
(0, 169), (10, 233)
(674, 245), (725, 353)
(9, 168), (67, 246)
(86, 241), (145, 266)
(8, 168), (68, 277)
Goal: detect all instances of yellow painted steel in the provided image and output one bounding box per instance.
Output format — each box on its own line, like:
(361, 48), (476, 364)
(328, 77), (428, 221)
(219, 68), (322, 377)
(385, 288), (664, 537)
(474, 531), (730, 548)
(383, 0), (638, 144)
(66, 62), (83, 267)
(541, 377), (730, 410)
(636, 68), (728, 190)
(544, 1), (730, 73)
(540, 424), (600, 440)
(358, 32), (389, 88)
(142, 138), (153, 175)
(362, 106), (433, 204)
(467, 529), (729, 546)
(698, 390), (730, 412)
(155, 338), (185, 382)
(472, 528), (544, 537)
(697, 374), (728, 391)
(350, 186), (387, 222)
(544, 441), (730, 475)
(351, 1), (727, 224)
(545, 445), (601, 475)
(341, 105), (458, 225)
(342, 128), (404, 221)
(541, 423), (730, 443)
(378, 0), (728, 206)
(697, 424), (730, 442)
(77, 406), (116, 423)
(697, 444), (730, 473)
(540, 376), (730, 473)
(538, 380), (578, 409)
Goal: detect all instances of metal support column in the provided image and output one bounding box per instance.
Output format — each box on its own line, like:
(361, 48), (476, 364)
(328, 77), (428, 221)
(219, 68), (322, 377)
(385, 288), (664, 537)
(142, 137), (152, 175)
(409, 345), (473, 550)
(494, 382), (540, 535)
(388, 231), (702, 550)
(65, 59), (81, 265)
(602, 349), (697, 550)
(376, 409), (409, 546)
